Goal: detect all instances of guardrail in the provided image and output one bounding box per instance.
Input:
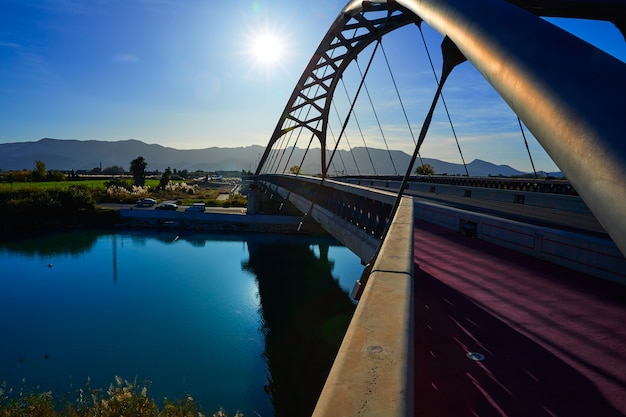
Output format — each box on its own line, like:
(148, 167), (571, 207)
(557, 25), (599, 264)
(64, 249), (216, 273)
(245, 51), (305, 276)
(259, 174), (394, 237)
(257, 174), (398, 262)
(338, 175), (579, 195)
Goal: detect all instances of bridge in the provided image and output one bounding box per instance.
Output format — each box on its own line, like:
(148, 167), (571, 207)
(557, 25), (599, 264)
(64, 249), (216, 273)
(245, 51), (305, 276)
(249, 0), (626, 416)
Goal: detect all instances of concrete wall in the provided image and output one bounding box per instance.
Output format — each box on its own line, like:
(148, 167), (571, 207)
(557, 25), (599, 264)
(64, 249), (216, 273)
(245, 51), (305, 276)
(118, 208), (317, 234)
(341, 178), (625, 284)
(313, 197), (415, 417)
(349, 178), (592, 214)
(271, 184), (381, 263)
(413, 199), (626, 285)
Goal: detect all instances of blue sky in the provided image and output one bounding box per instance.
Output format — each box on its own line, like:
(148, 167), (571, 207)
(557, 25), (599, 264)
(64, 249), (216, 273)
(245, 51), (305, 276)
(1, 0), (624, 172)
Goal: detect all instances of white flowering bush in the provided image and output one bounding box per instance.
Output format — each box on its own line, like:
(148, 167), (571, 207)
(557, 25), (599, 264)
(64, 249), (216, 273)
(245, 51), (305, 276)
(165, 181), (198, 194)
(105, 185), (149, 201)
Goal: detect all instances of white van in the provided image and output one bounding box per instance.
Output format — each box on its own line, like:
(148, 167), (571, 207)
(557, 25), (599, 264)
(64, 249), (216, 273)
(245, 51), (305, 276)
(185, 202), (206, 212)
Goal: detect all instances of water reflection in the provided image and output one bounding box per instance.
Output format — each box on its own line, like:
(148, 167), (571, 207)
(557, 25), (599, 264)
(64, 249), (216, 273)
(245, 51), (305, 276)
(0, 229), (102, 256)
(243, 237), (357, 417)
(0, 229), (361, 416)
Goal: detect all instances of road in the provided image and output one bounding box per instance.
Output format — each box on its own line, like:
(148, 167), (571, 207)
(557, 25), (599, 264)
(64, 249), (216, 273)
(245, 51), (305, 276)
(98, 202), (247, 215)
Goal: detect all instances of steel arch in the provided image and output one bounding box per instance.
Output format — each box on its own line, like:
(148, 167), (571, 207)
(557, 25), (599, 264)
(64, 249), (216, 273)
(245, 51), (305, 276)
(255, 2), (420, 177)
(256, 0), (626, 256)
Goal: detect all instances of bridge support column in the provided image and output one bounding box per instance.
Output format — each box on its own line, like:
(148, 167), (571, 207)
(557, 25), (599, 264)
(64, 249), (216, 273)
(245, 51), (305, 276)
(246, 184), (261, 214)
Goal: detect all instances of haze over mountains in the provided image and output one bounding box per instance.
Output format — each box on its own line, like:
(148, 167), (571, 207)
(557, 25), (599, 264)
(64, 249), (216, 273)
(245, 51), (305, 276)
(0, 138), (558, 177)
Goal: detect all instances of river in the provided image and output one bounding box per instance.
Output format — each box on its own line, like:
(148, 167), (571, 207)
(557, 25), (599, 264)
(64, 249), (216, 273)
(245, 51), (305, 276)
(0, 229), (363, 416)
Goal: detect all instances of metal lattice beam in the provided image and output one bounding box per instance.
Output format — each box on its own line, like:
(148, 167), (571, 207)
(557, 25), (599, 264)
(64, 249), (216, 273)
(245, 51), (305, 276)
(256, 0), (626, 257)
(256, 2), (420, 177)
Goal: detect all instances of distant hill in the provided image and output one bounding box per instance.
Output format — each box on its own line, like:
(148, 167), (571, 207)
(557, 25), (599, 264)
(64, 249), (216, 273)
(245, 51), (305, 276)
(0, 138), (555, 177)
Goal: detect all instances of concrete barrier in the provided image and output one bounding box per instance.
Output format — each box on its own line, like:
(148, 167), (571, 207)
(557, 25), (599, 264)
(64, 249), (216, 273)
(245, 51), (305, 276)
(413, 199), (626, 285)
(312, 197), (414, 417)
(118, 208), (321, 234)
(347, 178), (592, 214)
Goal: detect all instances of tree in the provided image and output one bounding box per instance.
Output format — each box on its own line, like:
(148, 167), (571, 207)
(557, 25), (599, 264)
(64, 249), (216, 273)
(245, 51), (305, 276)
(289, 165), (302, 175)
(158, 167), (172, 190)
(130, 156), (147, 187)
(47, 170), (66, 181)
(415, 163), (435, 176)
(102, 165), (125, 175)
(32, 160), (47, 181)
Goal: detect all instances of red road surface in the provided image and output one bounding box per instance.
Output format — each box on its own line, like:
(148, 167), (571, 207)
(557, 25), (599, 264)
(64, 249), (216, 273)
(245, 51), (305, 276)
(413, 220), (626, 417)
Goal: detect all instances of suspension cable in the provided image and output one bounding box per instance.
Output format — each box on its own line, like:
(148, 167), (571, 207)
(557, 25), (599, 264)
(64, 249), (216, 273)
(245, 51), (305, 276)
(268, 37), (341, 175)
(332, 100), (360, 175)
(355, 57), (399, 175)
(418, 25), (469, 176)
(365, 37), (466, 268)
(280, 125), (306, 174)
(328, 122), (350, 175)
(267, 103), (302, 174)
(325, 40), (382, 175)
(379, 39), (424, 167)
(269, 118), (297, 174)
(297, 37), (384, 231)
(518, 116), (538, 179)
(339, 78), (377, 175)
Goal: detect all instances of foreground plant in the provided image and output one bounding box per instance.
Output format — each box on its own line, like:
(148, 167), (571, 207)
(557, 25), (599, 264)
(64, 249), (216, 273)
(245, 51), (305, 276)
(0, 377), (244, 417)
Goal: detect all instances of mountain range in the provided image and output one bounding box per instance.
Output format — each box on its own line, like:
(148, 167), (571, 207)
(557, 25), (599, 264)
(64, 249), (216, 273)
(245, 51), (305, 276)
(0, 138), (558, 177)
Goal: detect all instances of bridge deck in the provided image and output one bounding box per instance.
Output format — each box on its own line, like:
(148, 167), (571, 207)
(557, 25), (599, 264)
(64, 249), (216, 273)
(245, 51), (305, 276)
(413, 220), (626, 417)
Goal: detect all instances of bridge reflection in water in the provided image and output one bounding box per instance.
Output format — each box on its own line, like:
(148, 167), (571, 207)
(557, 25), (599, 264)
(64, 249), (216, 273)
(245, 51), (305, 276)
(243, 237), (358, 417)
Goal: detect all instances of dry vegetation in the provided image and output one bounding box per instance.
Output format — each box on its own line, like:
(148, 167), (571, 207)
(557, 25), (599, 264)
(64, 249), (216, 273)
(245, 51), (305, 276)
(0, 377), (244, 417)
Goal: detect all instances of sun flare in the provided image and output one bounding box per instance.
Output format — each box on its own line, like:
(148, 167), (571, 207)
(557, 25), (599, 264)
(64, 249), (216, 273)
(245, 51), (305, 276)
(252, 33), (284, 64)
(243, 24), (292, 80)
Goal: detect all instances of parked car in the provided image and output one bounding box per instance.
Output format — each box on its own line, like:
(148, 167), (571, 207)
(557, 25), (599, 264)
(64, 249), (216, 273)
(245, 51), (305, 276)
(136, 198), (157, 207)
(156, 202), (178, 211)
(185, 202), (206, 212)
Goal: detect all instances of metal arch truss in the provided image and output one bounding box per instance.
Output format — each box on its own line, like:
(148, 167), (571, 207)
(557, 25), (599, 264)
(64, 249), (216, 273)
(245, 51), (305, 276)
(256, 0), (626, 257)
(255, 1), (420, 177)
(256, 0), (626, 178)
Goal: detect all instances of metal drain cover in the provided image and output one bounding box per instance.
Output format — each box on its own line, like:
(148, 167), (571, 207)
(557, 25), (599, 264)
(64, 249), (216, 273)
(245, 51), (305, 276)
(466, 352), (485, 361)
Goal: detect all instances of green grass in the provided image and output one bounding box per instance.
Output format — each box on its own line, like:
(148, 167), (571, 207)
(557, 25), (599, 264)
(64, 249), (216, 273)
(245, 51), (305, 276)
(0, 179), (161, 191)
(0, 179), (246, 209)
(0, 179), (107, 190)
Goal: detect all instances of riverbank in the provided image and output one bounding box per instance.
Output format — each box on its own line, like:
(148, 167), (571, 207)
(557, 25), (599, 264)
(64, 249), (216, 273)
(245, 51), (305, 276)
(116, 205), (326, 235)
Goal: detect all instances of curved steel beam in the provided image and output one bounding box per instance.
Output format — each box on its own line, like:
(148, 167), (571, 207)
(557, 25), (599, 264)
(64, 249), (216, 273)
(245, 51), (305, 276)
(392, 0), (626, 255)
(257, 0), (626, 256)
(507, 0), (626, 39)
(255, 2), (420, 177)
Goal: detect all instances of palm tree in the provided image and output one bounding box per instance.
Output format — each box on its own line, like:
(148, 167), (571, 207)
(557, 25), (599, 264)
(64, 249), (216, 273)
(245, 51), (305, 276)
(289, 165), (302, 175)
(415, 163), (435, 176)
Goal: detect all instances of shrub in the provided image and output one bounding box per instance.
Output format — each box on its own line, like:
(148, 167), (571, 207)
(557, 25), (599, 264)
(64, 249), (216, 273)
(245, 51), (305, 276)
(0, 187), (101, 232)
(47, 171), (67, 182)
(0, 377), (244, 417)
(104, 177), (133, 191)
(165, 181), (198, 195)
(103, 185), (149, 202)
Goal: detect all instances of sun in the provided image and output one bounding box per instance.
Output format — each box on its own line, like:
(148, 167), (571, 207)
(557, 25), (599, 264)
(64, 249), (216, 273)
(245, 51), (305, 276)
(242, 24), (292, 80)
(251, 33), (284, 65)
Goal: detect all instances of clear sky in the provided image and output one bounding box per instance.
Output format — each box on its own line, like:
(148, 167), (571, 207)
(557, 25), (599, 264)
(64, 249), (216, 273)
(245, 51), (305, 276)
(1, 0), (624, 172)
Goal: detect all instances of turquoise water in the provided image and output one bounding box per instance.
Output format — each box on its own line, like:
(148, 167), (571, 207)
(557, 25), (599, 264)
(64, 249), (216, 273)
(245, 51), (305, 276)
(0, 229), (362, 416)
